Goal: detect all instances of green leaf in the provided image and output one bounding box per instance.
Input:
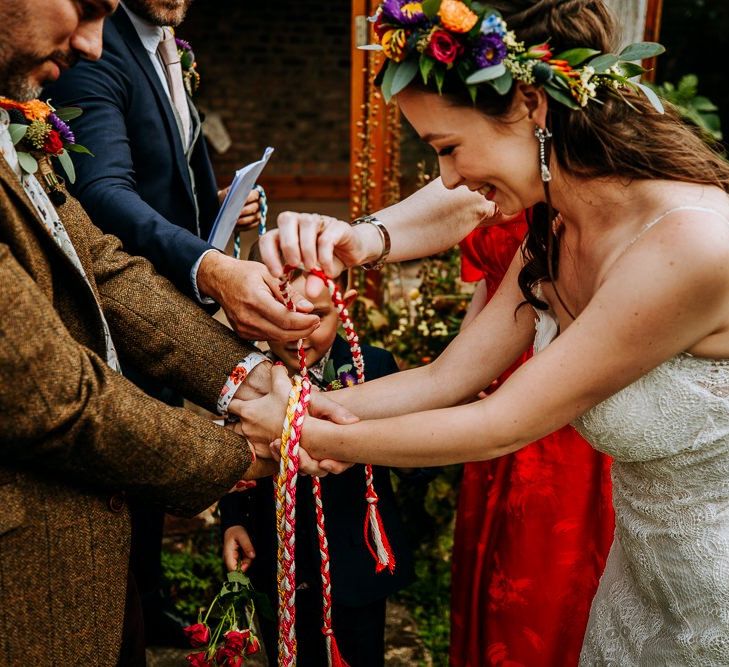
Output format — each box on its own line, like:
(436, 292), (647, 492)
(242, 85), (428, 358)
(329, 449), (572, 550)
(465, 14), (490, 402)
(419, 55), (436, 85)
(635, 81), (665, 114)
(422, 0), (442, 19)
(434, 67), (445, 94)
(468, 84), (478, 103)
(57, 149), (76, 183)
(391, 57), (419, 96)
(553, 47), (600, 66)
(489, 70), (513, 95)
(8, 123), (28, 145)
(618, 41), (665, 61)
(691, 95), (718, 113)
(544, 84), (580, 110)
(381, 60), (398, 103)
(54, 106), (83, 122)
(65, 143), (94, 156)
(227, 570), (249, 585)
(588, 53), (619, 73)
(616, 62), (647, 78)
(17, 151), (38, 174)
(465, 62), (506, 85)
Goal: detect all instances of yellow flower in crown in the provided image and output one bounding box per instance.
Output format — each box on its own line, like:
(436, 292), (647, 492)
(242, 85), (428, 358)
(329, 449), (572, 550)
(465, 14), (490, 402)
(438, 0), (478, 33)
(0, 97), (51, 122)
(381, 28), (409, 62)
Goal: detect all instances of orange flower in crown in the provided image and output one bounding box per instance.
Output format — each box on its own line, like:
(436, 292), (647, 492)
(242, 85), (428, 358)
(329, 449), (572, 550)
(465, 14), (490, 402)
(438, 0), (478, 33)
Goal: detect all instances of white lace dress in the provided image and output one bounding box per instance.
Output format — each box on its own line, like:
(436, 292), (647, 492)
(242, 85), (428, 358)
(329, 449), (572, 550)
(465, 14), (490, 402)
(533, 208), (729, 666)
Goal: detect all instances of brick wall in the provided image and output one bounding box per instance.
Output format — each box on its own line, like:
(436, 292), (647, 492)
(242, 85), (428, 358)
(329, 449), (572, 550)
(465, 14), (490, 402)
(181, 2), (352, 187)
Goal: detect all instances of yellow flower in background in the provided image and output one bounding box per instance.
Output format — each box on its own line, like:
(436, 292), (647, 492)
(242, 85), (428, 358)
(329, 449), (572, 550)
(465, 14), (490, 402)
(438, 0), (478, 33)
(381, 28), (409, 62)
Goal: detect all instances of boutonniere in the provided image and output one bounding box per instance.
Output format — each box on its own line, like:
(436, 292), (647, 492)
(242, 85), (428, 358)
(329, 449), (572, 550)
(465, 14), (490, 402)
(322, 360), (358, 392)
(0, 97), (92, 205)
(174, 35), (201, 96)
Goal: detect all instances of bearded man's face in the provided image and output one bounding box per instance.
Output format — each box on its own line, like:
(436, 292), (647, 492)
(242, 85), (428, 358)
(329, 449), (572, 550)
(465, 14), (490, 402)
(122, 0), (194, 27)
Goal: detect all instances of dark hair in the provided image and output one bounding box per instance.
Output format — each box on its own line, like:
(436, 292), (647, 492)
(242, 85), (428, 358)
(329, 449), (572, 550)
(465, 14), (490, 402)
(403, 0), (729, 311)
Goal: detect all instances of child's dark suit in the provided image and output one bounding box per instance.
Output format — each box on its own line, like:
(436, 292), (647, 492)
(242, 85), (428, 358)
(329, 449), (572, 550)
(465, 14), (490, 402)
(219, 335), (415, 666)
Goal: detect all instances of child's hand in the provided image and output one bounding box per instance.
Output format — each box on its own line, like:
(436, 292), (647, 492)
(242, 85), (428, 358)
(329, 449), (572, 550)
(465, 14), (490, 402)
(223, 525), (256, 572)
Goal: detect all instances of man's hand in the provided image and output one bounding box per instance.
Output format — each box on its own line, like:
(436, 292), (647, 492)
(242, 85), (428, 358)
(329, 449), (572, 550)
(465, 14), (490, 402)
(196, 252), (320, 341)
(223, 525), (256, 572)
(233, 362), (272, 401)
(259, 212), (383, 298)
(218, 187), (262, 232)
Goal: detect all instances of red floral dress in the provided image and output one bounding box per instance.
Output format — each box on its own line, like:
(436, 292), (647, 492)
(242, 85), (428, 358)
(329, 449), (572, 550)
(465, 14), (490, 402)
(450, 217), (614, 667)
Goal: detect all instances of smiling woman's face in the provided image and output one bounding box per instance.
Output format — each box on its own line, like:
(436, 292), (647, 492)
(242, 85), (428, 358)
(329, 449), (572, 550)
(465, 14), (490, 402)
(396, 85), (546, 216)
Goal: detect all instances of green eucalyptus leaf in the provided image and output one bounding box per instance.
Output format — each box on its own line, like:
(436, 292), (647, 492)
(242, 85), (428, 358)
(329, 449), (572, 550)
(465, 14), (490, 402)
(635, 81), (665, 114)
(420, 55), (436, 85)
(381, 60), (398, 103)
(422, 0), (442, 19)
(8, 123), (28, 145)
(54, 107), (83, 122)
(545, 85), (580, 110)
(619, 41), (665, 61)
(468, 85), (478, 103)
(489, 70), (513, 95)
(616, 62), (647, 78)
(65, 143), (94, 156)
(588, 53), (619, 73)
(465, 62), (506, 85)
(434, 67), (445, 94)
(17, 151), (38, 174)
(553, 47), (600, 66)
(391, 57), (419, 96)
(57, 149), (76, 183)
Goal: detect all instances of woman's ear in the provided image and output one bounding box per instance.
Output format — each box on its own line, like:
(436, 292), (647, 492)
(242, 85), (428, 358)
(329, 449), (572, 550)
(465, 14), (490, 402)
(517, 84), (548, 126)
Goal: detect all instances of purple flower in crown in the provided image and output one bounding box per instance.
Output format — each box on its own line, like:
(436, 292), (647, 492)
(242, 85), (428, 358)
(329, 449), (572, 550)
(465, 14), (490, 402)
(381, 0), (426, 25)
(473, 32), (508, 68)
(480, 12), (507, 37)
(48, 113), (75, 145)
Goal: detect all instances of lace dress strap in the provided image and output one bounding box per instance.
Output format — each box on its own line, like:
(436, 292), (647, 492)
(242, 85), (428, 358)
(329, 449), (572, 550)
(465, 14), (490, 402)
(614, 205), (729, 265)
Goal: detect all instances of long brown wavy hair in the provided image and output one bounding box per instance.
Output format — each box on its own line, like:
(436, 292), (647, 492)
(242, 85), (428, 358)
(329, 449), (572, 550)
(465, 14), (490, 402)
(403, 0), (729, 311)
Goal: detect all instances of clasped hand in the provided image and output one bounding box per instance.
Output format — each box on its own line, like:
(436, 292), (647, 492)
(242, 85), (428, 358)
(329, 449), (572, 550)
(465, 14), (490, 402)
(228, 365), (358, 476)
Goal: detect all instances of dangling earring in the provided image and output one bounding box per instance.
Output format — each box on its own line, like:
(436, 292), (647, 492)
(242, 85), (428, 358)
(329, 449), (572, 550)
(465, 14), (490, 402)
(534, 126), (552, 183)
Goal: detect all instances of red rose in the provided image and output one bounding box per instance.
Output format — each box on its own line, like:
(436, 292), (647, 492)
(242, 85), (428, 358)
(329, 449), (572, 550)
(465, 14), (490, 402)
(245, 636), (261, 655)
(186, 652), (213, 667)
(215, 646), (237, 664)
(224, 629), (249, 653)
(43, 129), (64, 155)
(426, 29), (464, 65)
(183, 622), (211, 648)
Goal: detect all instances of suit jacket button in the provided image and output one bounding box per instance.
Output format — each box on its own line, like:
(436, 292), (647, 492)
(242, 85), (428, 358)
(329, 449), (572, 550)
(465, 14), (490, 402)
(108, 493), (125, 513)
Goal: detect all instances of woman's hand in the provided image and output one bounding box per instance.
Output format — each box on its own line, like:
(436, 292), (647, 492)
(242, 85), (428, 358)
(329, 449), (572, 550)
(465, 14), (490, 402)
(259, 212), (382, 298)
(223, 525), (256, 572)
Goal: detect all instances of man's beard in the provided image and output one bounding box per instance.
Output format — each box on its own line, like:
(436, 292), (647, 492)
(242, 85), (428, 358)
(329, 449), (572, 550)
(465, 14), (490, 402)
(123, 0), (193, 27)
(0, 48), (78, 101)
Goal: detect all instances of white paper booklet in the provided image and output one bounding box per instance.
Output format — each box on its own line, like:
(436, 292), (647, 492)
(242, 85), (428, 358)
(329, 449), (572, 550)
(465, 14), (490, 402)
(207, 146), (274, 250)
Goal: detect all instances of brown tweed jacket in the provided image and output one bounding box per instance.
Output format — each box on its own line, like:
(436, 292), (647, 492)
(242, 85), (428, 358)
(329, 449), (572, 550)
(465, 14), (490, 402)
(0, 156), (259, 665)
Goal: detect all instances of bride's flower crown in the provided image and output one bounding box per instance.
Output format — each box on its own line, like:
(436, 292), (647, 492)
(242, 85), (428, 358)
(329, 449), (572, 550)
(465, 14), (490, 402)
(366, 0), (665, 112)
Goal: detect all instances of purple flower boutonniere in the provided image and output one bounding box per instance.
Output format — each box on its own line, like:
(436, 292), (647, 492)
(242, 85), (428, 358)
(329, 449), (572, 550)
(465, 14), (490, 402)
(175, 36), (201, 96)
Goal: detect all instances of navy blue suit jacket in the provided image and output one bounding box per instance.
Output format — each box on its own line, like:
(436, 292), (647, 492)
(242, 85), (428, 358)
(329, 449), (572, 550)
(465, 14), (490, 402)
(44, 6), (219, 297)
(219, 336), (416, 607)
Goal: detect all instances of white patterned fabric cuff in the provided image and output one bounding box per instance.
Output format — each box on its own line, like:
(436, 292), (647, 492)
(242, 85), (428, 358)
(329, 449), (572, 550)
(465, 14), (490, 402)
(217, 351), (269, 417)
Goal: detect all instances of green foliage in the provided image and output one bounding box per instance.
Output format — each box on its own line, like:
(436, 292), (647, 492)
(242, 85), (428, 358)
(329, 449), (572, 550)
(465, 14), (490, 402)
(353, 247), (472, 368)
(650, 74), (723, 140)
(161, 529), (223, 621)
